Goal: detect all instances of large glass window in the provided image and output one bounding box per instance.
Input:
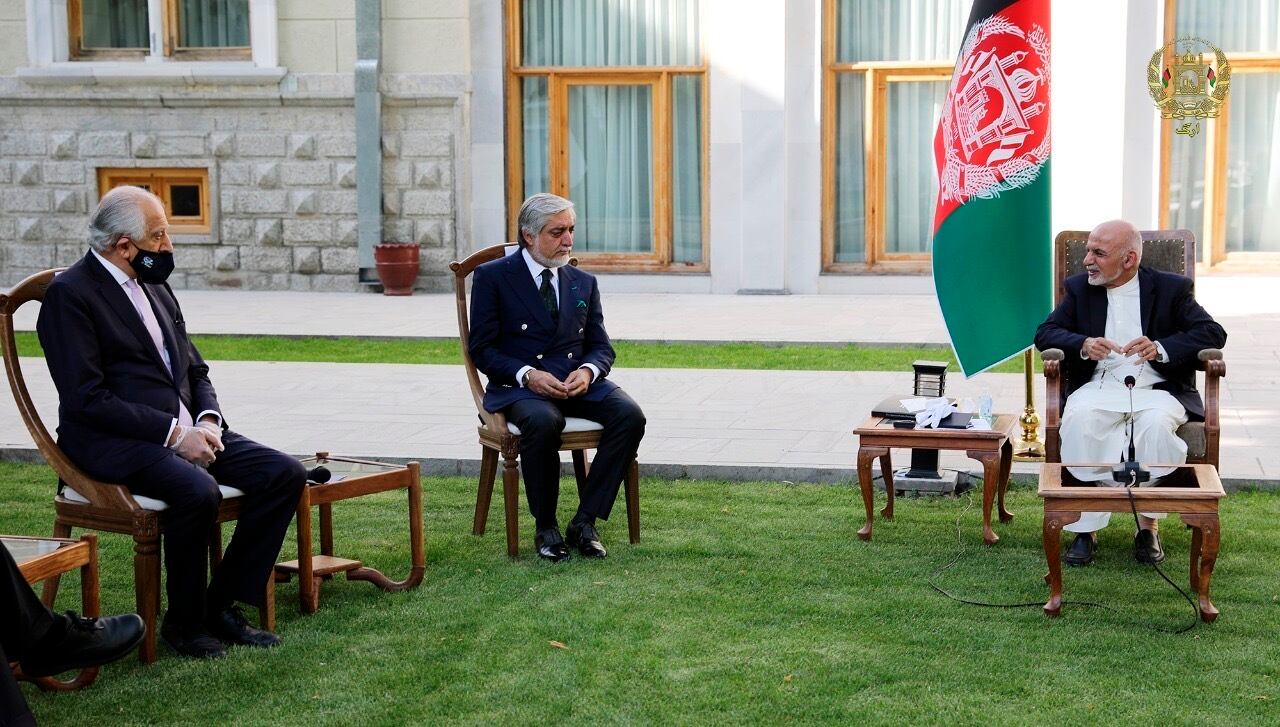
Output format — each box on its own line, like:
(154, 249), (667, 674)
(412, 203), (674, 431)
(1164, 0), (1280, 264)
(70, 0), (250, 59)
(825, 0), (971, 271)
(508, 0), (707, 270)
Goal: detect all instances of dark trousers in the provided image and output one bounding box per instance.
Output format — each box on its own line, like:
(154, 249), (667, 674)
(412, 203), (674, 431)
(505, 388), (646, 530)
(122, 430), (305, 628)
(1, 543), (55, 726)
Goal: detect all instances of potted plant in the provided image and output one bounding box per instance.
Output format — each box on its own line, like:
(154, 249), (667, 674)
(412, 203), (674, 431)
(373, 242), (420, 296)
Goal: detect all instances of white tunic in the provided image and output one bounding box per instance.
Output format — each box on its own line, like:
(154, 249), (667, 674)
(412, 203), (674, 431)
(1060, 275), (1187, 503)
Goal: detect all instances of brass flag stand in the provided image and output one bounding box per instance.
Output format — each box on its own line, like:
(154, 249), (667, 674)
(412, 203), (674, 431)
(1013, 348), (1045, 461)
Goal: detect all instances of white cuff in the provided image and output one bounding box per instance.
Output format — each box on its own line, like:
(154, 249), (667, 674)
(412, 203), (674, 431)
(580, 363), (601, 382)
(1154, 341), (1169, 363)
(195, 410), (222, 428)
(164, 418), (178, 446)
(516, 365), (534, 387)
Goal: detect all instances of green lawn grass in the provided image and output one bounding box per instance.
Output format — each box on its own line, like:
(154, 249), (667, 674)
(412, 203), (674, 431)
(13, 331), (1036, 374)
(3, 461), (1275, 724)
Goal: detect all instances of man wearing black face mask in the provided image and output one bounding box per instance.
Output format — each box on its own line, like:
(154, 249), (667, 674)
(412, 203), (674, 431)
(36, 186), (306, 660)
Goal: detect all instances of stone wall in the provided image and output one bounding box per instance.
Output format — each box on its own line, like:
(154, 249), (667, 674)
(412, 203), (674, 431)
(0, 75), (464, 292)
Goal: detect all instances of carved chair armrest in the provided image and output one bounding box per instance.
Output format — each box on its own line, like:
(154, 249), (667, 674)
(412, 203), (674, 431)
(1039, 348), (1065, 463)
(1197, 348), (1225, 468)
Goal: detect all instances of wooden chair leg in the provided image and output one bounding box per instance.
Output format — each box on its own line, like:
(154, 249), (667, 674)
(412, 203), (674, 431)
(260, 572), (276, 631)
(134, 531), (161, 664)
(625, 459), (640, 544)
(41, 520), (73, 607)
(501, 451), (521, 558)
(209, 522), (223, 570)
(572, 449), (589, 500)
(474, 447), (498, 536)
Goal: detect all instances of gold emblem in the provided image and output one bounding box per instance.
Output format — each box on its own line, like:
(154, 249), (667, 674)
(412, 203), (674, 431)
(1147, 37), (1231, 134)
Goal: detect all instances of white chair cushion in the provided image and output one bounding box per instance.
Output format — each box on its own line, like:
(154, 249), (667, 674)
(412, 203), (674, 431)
(507, 416), (604, 437)
(62, 485), (246, 513)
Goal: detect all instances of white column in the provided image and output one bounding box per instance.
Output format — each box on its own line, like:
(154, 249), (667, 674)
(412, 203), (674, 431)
(707, 0), (789, 294)
(468, 0), (507, 252)
(1052, 0), (1163, 231)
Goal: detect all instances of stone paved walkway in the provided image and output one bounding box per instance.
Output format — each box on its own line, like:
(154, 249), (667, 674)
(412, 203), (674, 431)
(4, 274), (1277, 485)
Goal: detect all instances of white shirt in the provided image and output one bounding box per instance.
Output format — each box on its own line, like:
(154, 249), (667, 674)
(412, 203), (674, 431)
(89, 249), (222, 444)
(1087, 274), (1167, 389)
(515, 248), (600, 388)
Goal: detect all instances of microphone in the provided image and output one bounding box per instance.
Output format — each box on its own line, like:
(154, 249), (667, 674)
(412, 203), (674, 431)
(1111, 373), (1149, 485)
(306, 466), (332, 484)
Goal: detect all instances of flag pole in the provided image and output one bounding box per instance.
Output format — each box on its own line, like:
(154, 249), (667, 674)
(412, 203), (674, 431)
(1014, 348), (1045, 461)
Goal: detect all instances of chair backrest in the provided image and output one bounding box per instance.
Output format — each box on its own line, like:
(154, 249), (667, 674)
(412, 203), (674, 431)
(1053, 229), (1196, 305)
(0, 269), (140, 510)
(448, 244), (580, 433)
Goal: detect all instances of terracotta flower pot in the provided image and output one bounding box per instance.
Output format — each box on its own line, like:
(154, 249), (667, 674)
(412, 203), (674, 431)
(373, 242), (420, 296)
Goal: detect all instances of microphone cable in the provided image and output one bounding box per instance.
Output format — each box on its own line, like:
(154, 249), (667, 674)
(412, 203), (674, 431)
(925, 483), (1202, 634)
(1120, 469), (1201, 634)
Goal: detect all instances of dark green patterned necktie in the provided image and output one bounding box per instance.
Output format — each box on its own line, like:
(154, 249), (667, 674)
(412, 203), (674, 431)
(539, 269), (559, 323)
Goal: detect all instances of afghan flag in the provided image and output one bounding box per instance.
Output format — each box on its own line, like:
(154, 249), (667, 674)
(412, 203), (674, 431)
(932, 0), (1051, 376)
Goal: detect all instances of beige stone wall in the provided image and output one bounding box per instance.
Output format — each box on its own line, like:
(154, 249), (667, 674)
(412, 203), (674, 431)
(0, 0), (27, 76)
(278, 0), (468, 75)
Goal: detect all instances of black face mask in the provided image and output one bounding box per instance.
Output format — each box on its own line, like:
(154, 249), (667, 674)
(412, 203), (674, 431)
(128, 244), (175, 285)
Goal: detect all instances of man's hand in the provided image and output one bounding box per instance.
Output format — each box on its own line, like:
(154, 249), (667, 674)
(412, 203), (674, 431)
(526, 370), (569, 399)
(1081, 336), (1122, 361)
(196, 417), (224, 452)
(169, 425), (220, 466)
(1121, 336), (1161, 362)
(564, 367), (593, 397)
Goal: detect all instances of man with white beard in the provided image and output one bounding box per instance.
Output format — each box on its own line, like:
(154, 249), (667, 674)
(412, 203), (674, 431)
(1035, 220), (1226, 566)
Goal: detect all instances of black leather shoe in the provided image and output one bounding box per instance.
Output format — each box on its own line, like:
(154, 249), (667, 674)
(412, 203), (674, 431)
(566, 522), (607, 559)
(535, 527), (571, 562)
(160, 619), (226, 659)
(1064, 533), (1096, 567)
(1134, 529), (1166, 564)
(20, 611), (145, 677)
(206, 605), (282, 648)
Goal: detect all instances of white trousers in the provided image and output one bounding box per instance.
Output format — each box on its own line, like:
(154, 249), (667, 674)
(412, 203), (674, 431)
(1060, 386), (1188, 533)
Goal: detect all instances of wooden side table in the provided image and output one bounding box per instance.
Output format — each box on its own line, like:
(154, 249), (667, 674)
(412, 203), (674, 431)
(853, 414), (1015, 544)
(5, 534), (100, 691)
(1039, 463), (1225, 621)
(275, 454), (425, 613)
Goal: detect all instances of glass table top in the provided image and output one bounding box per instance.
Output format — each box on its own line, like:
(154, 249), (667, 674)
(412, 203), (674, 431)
(1, 537), (70, 566)
(298, 454), (404, 483)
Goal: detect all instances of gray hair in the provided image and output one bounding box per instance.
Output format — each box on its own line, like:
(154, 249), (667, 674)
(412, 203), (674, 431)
(87, 186), (156, 253)
(516, 193), (574, 247)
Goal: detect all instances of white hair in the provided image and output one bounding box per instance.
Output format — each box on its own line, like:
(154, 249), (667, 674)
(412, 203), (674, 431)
(87, 186), (157, 253)
(516, 193), (574, 247)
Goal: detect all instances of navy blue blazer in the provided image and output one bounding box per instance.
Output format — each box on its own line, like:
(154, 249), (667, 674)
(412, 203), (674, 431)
(468, 249), (618, 413)
(1034, 266), (1226, 421)
(36, 252), (223, 481)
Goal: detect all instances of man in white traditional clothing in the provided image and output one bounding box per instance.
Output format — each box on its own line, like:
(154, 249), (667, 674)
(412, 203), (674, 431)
(1035, 220), (1226, 566)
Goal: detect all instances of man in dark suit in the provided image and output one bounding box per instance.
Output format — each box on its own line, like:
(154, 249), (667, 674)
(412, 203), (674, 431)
(468, 193), (646, 561)
(37, 186), (306, 658)
(1035, 219), (1226, 566)
(2, 541), (145, 725)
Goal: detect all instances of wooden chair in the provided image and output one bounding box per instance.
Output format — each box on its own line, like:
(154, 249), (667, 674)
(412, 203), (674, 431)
(1, 269), (274, 664)
(449, 244), (640, 558)
(1040, 229), (1226, 468)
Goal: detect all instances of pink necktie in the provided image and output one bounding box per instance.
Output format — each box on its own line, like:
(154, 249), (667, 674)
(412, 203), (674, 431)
(125, 279), (193, 427)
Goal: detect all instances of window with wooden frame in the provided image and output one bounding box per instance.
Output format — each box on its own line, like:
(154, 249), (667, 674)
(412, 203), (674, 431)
(69, 0), (250, 60)
(821, 0), (971, 273)
(1161, 0), (1280, 268)
(97, 168), (211, 235)
(505, 0), (708, 271)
